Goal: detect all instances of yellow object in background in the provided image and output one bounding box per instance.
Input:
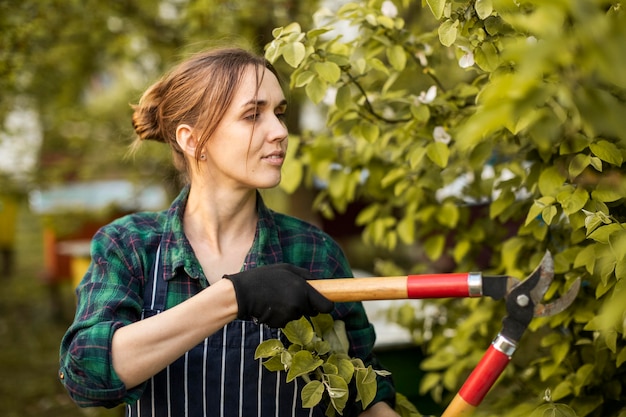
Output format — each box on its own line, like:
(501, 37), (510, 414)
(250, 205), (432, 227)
(0, 194), (18, 248)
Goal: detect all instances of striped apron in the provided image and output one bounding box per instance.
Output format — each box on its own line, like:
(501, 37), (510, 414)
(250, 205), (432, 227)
(126, 244), (324, 417)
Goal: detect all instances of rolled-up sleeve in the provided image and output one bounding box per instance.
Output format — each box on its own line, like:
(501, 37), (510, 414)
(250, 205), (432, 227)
(59, 229), (147, 407)
(323, 240), (397, 411)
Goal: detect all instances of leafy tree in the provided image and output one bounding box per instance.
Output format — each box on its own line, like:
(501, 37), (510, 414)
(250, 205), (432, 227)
(266, 0), (626, 416)
(0, 0), (319, 192)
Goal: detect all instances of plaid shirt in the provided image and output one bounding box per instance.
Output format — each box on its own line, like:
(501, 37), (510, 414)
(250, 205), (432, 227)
(59, 186), (395, 410)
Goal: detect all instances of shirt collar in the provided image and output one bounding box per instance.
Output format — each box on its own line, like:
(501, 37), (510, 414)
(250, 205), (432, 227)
(160, 186), (283, 282)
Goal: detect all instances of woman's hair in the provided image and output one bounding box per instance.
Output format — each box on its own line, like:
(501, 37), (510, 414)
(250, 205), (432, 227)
(130, 47), (281, 179)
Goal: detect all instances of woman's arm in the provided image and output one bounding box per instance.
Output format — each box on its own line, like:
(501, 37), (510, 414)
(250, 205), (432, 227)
(360, 401), (400, 417)
(111, 278), (238, 388)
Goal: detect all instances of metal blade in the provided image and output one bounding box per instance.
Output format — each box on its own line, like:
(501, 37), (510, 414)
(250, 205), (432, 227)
(529, 250), (555, 304)
(534, 278), (581, 317)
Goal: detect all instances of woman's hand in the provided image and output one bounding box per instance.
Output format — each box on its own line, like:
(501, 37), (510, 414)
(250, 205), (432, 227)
(224, 263), (334, 328)
(359, 401), (400, 417)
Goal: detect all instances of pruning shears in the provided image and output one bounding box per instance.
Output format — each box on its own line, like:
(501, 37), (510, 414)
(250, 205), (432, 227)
(308, 251), (580, 416)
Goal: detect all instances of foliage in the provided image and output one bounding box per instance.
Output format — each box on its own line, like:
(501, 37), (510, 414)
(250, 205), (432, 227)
(265, 0), (626, 416)
(255, 315), (396, 416)
(0, 0), (319, 192)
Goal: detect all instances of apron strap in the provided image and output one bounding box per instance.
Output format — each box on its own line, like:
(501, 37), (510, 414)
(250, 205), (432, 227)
(142, 243), (168, 317)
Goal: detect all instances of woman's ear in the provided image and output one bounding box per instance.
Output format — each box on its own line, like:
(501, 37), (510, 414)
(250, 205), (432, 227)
(175, 124), (199, 159)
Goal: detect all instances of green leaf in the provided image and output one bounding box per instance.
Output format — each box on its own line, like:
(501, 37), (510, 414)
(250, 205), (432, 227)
(538, 166), (566, 196)
(529, 403), (577, 417)
(262, 355), (287, 372)
(328, 354), (355, 383)
(335, 84), (352, 109)
(305, 76), (327, 104)
(590, 140), (623, 166)
(551, 381), (573, 401)
(255, 339), (285, 359)
(426, 142), (450, 168)
(381, 167), (407, 188)
(359, 123), (380, 143)
(283, 42), (306, 68)
(323, 319), (350, 355)
(559, 186), (589, 215)
(326, 374), (350, 414)
(294, 70), (316, 88)
(591, 185), (623, 203)
(560, 134), (591, 154)
(311, 314), (335, 336)
(426, 0), (447, 19)
(265, 41), (281, 64)
(475, 42), (499, 72)
(322, 362), (338, 375)
(525, 197), (555, 226)
(589, 156), (603, 171)
(355, 366), (378, 409)
(280, 158), (303, 194)
(490, 189), (515, 219)
(573, 363), (595, 391)
(419, 372), (441, 395)
(283, 316), (315, 346)
(437, 202), (460, 227)
(386, 45), (407, 71)
(453, 239), (471, 263)
(475, 0), (494, 20)
(313, 61), (341, 83)
(301, 380), (325, 408)
(617, 346), (626, 367)
(409, 146), (427, 169)
(587, 223), (622, 243)
(286, 350), (323, 382)
(568, 153), (591, 178)
(608, 229), (626, 262)
(438, 19), (459, 47)
(355, 204), (380, 226)
(377, 15), (396, 29)
(397, 213), (416, 244)
(542, 205), (558, 225)
(424, 234), (446, 260)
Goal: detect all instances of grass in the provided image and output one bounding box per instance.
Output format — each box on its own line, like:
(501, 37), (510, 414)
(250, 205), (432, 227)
(0, 203), (123, 417)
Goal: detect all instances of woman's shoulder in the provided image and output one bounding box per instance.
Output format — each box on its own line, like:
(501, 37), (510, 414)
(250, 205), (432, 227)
(271, 211), (331, 239)
(96, 209), (167, 242)
(270, 211), (345, 255)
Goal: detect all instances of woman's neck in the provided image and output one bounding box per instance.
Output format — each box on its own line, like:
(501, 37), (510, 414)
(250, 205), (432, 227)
(184, 185), (257, 247)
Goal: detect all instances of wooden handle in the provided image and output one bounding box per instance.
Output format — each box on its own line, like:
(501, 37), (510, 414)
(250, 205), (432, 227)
(308, 277), (408, 302)
(308, 273), (475, 302)
(441, 394), (476, 417)
(442, 341), (513, 416)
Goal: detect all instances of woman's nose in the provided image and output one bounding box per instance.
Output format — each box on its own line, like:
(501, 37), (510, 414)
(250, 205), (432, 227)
(269, 115), (288, 142)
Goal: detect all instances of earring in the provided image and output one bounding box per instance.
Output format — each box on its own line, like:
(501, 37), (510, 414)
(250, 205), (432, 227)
(200, 154), (206, 160)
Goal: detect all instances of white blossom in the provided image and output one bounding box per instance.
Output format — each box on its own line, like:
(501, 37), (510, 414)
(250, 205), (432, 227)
(458, 50), (475, 68)
(381, 1), (398, 18)
(322, 87), (337, 106)
(417, 85), (437, 104)
(433, 126), (451, 144)
(415, 51), (428, 67)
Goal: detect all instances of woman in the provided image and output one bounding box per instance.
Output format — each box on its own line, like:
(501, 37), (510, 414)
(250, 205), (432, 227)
(59, 47), (398, 417)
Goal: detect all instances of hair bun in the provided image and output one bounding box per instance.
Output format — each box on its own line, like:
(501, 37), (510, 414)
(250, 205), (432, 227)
(131, 83), (167, 143)
(131, 105), (164, 142)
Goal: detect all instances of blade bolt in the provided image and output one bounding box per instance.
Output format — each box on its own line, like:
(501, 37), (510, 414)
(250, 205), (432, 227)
(516, 294), (530, 307)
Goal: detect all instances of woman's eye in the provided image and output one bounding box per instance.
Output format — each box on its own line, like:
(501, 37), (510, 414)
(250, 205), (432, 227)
(276, 112), (287, 121)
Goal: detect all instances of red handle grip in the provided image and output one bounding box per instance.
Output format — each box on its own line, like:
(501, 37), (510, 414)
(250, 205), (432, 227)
(458, 344), (512, 406)
(407, 273), (473, 298)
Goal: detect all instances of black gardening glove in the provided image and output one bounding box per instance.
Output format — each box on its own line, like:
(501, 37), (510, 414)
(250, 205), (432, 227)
(223, 263), (334, 328)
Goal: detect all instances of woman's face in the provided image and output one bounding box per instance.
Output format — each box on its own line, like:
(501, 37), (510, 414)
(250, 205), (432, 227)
(199, 65), (288, 191)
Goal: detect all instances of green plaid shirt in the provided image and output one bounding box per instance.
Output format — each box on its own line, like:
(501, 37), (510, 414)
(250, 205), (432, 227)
(59, 186), (395, 410)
